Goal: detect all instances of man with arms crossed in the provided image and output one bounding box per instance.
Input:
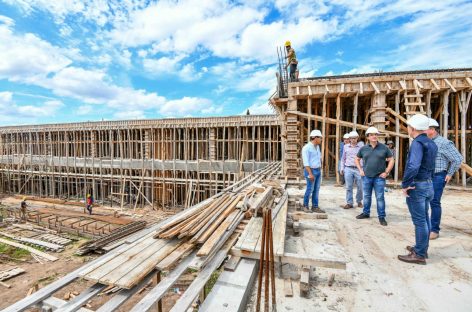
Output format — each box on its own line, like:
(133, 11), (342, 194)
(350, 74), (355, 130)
(355, 127), (394, 226)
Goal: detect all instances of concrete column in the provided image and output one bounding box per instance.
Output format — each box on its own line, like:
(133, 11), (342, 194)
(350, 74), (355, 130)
(371, 93), (387, 143)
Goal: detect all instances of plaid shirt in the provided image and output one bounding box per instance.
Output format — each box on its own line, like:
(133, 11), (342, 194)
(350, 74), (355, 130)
(432, 135), (463, 176)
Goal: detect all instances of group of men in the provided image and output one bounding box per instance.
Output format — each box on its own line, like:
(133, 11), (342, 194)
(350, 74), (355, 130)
(302, 113), (463, 265)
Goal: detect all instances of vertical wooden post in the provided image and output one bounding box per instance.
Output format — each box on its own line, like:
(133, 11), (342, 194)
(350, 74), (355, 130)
(460, 91), (471, 187)
(335, 94), (341, 184)
(307, 96), (312, 139)
(321, 95), (327, 177)
(353, 93), (358, 130)
(442, 90), (450, 138)
(455, 93), (460, 184)
(394, 91), (400, 182)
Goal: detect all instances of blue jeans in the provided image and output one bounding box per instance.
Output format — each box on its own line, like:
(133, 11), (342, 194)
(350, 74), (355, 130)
(304, 168), (321, 208)
(406, 181), (434, 258)
(362, 176), (386, 218)
(429, 171), (446, 233)
(345, 167), (363, 205)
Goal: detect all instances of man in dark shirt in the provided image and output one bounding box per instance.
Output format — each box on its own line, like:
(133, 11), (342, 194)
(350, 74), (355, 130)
(398, 114), (437, 265)
(20, 197), (28, 223)
(355, 127), (394, 226)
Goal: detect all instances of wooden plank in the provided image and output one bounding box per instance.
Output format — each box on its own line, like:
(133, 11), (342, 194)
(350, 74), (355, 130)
(197, 210), (240, 257)
(95, 270), (156, 312)
(238, 218), (263, 252)
(273, 199), (288, 256)
(224, 256), (241, 272)
(289, 212), (328, 221)
(81, 236), (162, 282)
(0, 238), (58, 262)
(234, 216), (258, 250)
(300, 266), (310, 297)
(129, 252), (197, 312)
(156, 241), (195, 271)
(170, 235), (237, 312)
(0, 267), (25, 281)
(114, 239), (183, 289)
(229, 249), (347, 270)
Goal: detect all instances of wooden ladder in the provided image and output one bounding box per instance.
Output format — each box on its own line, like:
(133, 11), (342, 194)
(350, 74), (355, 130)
(404, 82), (426, 116)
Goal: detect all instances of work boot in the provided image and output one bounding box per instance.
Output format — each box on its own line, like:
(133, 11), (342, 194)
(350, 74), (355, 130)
(303, 206), (310, 213)
(340, 204), (353, 209)
(357, 202), (363, 208)
(356, 213), (370, 219)
(398, 250), (426, 265)
(429, 232), (439, 240)
(406, 246), (428, 259)
(312, 207), (325, 213)
(379, 218), (388, 226)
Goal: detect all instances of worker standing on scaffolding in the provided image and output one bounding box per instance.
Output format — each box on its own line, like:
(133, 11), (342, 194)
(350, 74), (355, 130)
(284, 41), (298, 82)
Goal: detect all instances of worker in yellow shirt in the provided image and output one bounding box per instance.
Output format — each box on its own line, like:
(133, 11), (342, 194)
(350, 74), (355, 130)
(284, 41), (298, 82)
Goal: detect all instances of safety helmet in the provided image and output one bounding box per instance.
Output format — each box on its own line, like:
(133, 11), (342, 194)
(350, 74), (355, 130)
(365, 127), (380, 135)
(87, 194), (91, 198)
(407, 114), (429, 131)
(348, 131), (359, 138)
(285, 40), (291, 47)
(310, 129), (322, 137)
(343, 133), (350, 139)
(428, 118), (439, 128)
(22, 196), (26, 201)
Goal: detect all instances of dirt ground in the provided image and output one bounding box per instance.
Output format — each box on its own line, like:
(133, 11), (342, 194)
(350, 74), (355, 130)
(247, 181), (472, 312)
(0, 197), (176, 311)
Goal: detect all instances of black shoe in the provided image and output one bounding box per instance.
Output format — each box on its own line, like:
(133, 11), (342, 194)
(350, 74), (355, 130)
(356, 213), (370, 219)
(379, 218), (387, 226)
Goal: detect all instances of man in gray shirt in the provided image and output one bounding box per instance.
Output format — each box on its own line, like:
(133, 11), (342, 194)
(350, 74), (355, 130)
(355, 127), (394, 226)
(340, 130), (364, 209)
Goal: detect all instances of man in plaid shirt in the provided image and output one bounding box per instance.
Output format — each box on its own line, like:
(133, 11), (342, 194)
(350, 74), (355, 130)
(426, 118), (463, 240)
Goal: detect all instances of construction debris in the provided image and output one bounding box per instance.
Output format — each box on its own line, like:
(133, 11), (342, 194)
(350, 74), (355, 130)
(75, 220), (147, 255)
(0, 267), (25, 282)
(0, 238), (58, 262)
(0, 231), (64, 252)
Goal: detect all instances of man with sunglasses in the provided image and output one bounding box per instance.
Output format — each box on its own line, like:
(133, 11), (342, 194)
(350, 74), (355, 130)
(355, 127), (394, 226)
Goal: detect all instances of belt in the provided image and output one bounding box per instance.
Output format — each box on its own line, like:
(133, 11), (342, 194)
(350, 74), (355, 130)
(413, 179), (432, 183)
(434, 171), (447, 175)
(346, 166), (357, 168)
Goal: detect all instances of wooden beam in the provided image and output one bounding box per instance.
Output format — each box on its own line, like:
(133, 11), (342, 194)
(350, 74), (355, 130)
(466, 77), (472, 88)
(371, 81), (380, 94)
(444, 78), (457, 92)
(430, 78), (440, 90)
(399, 80), (407, 90)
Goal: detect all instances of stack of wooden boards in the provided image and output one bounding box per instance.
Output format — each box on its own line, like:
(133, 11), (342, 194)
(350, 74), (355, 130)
(79, 180), (285, 289)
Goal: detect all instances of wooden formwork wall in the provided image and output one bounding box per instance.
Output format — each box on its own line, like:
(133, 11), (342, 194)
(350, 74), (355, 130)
(272, 69), (472, 187)
(0, 115), (282, 209)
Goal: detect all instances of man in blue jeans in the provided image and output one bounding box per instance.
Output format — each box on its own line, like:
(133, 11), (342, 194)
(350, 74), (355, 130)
(355, 127), (394, 226)
(426, 118), (463, 240)
(398, 114), (437, 265)
(340, 131), (364, 209)
(302, 129), (325, 213)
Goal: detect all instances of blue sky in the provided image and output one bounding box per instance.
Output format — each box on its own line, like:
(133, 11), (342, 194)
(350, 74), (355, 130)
(0, 0), (471, 125)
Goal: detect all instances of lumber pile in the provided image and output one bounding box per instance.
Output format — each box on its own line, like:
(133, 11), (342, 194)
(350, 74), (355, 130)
(0, 238), (58, 262)
(0, 231), (64, 252)
(75, 221), (147, 255)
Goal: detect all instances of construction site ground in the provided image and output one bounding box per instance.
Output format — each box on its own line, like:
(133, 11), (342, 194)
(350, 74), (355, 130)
(0, 180), (471, 311)
(245, 181), (472, 312)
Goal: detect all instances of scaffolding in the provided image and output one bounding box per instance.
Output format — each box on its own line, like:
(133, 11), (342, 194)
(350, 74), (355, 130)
(0, 115), (282, 209)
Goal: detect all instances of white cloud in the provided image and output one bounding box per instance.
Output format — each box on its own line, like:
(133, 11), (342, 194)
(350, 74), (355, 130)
(159, 97), (222, 116)
(0, 92), (64, 123)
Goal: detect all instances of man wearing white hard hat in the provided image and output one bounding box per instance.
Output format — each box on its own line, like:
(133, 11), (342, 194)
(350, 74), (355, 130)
(398, 114), (437, 265)
(355, 126), (394, 226)
(339, 133), (351, 185)
(340, 130), (364, 209)
(425, 118), (463, 240)
(301, 130), (325, 213)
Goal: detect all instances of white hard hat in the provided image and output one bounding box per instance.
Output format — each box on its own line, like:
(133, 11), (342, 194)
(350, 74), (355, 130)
(310, 129), (322, 137)
(348, 131), (359, 138)
(428, 118), (439, 128)
(343, 133), (350, 139)
(365, 127), (380, 135)
(407, 114), (429, 130)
